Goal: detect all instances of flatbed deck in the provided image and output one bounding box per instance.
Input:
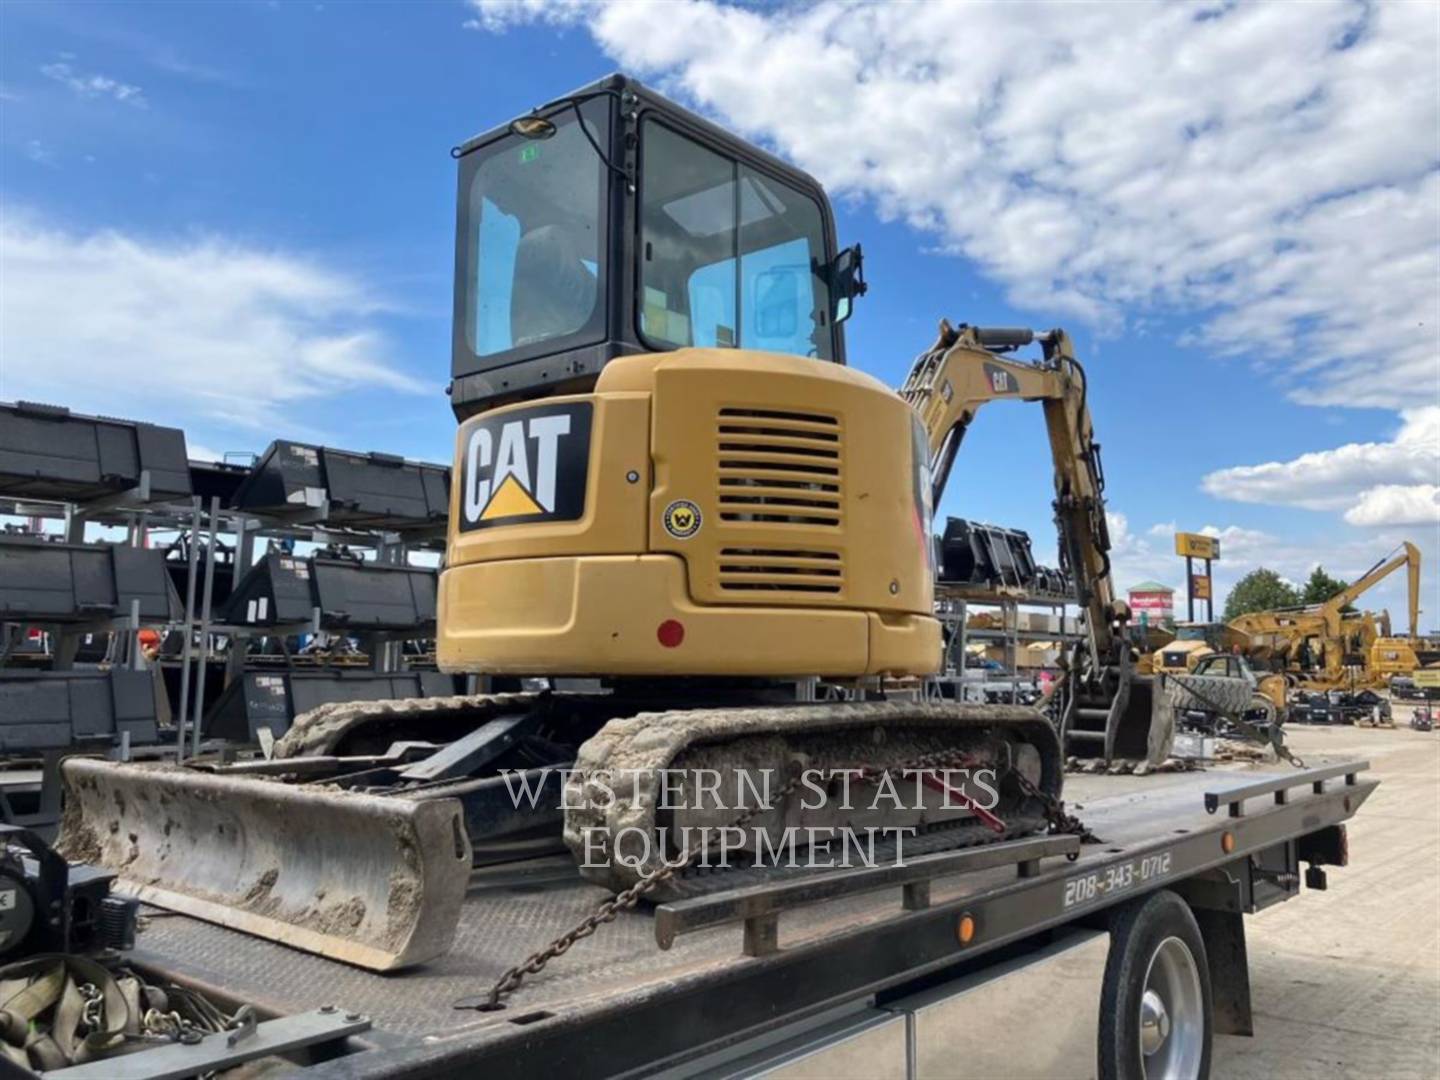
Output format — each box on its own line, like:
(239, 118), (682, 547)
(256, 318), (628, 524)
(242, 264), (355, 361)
(128, 756), (1373, 1077)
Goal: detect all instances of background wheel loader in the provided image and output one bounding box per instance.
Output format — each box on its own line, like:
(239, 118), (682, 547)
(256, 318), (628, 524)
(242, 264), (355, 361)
(58, 75), (1168, 970)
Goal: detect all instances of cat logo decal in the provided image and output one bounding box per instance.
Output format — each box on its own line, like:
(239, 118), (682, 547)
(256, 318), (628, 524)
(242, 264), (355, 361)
(459, 403), (592, 531)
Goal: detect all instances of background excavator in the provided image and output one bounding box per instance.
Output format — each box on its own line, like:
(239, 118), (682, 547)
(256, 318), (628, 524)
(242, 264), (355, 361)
(1230, 542), (1422, 689)
(58, 75), (1164, 972)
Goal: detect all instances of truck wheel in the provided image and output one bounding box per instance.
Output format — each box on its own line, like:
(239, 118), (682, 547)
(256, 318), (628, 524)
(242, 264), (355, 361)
(1099, 889), (1212, 1080)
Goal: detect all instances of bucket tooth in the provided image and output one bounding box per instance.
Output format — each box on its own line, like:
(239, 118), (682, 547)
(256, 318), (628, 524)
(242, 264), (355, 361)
(58, 758), (472, 971)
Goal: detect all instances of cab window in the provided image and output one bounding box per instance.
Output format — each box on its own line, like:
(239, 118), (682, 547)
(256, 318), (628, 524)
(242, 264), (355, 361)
(639, 120), (834, 360)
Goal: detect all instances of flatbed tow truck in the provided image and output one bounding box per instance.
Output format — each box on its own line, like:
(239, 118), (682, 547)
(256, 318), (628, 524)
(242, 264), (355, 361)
(93, 754), (1369, 1079)
(30, 78), (1377, 1079)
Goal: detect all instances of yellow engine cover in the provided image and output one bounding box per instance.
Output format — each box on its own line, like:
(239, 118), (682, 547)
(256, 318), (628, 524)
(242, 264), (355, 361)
(438, 349), (940, 678)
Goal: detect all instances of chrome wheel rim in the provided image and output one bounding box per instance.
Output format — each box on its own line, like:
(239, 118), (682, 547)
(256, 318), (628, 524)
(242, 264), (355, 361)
(1139, 936), (1204, 1078)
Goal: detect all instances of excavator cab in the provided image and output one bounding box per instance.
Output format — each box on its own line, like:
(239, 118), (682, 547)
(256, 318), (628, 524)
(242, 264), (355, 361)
(439, 74), (937, 683)
(448, 74), (865, 419)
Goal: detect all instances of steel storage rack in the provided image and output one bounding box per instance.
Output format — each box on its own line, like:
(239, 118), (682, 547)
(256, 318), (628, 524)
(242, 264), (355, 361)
(174, 437), (453, 750)
(0, 404), (455, 810)
(0, 402), (196, 826)
(931, 518), (1082, 705)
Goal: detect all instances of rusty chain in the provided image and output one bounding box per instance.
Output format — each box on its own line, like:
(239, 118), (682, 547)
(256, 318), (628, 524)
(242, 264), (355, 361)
(1011, 766), (1098, 846)
(465, 747), (1055, 1011)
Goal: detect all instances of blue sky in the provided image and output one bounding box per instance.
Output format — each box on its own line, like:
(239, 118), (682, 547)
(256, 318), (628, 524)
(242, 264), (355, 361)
(1, 0), (1436, 620)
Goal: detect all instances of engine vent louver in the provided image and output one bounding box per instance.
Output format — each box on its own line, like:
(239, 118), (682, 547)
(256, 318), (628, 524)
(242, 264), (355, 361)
(714, 408), (844, 596)
(717, 548), (843, 594)
(715, 408), (843, 528)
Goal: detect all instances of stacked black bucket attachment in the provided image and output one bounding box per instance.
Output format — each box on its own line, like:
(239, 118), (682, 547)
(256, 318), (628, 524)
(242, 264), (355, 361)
(221, 552), (437, 633)
(206, 552), (444, 741)
(938, 517), (1073, 598)
(231, 440), (449, 532)
(0, 402), (191, 505)
(0, 538), (175, 753)
(204, 670), (461, 743)
(0, 538), (182, 625)
(0, 670), (159, 752)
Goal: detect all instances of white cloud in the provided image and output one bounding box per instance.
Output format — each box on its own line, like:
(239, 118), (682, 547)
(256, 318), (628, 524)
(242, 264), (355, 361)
(1106, 511), (1136, 555)
(470, 0), (1440, 411)
(1201, 406), (1440, 513)
(24, 140), (56, 167)
(41, 61), (146, 107)
(0, 213), (427, 433)
(1344, 483), (1440, 527)
(1198, 524), (1277, 560)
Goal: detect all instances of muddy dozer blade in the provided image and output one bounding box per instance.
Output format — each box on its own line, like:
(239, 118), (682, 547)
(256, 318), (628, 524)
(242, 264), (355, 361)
(58, 759), (472, 971)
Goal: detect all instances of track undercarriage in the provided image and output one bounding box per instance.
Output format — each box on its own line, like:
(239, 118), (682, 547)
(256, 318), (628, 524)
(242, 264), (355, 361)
(58, 690), (1065, 970)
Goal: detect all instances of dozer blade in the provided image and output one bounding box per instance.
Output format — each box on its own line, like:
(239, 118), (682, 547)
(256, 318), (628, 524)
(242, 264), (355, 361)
(58, 758), (472, 971)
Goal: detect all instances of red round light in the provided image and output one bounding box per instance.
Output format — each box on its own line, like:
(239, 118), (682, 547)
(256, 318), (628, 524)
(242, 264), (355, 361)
(657, 619), (685, 648)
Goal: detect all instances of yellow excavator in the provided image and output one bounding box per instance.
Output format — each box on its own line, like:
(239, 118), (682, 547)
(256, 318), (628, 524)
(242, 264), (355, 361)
(1229, 542), (1422, 689)
(58, 76), (1162, 971)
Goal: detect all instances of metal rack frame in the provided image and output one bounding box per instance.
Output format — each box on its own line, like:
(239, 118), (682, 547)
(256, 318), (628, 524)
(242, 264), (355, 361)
(934, 584), (1084, 703)
(2, 465), (447, 766)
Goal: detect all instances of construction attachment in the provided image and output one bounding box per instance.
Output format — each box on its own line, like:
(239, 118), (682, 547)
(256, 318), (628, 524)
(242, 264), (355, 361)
(58, 758), (472, 971)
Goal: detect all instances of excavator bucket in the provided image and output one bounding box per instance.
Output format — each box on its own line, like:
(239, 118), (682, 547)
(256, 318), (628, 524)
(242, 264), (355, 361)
(57, 759), (472, 971)
(1115, 674), (1169, 763)
(1063, 669), (1173, 766)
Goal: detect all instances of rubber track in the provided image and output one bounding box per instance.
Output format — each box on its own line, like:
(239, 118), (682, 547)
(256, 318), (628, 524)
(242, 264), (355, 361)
(563, 700), (1062, 891)
(273, 692), (541, 759)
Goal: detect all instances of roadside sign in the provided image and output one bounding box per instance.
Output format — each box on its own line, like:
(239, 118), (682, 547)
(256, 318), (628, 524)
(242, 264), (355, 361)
(1191, 574), (1212, 600)
(1175, 532), (1221, 560)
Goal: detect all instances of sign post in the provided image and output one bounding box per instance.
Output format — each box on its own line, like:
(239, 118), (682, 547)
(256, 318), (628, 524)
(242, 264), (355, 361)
(1175, 533), (1221, 622)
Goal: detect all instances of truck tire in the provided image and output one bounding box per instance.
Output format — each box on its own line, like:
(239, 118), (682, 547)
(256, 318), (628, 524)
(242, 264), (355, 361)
(1099, 889), (1212, 1080)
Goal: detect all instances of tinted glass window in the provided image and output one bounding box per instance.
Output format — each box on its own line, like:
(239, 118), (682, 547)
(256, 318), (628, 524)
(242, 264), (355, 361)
(461, 102), (607, 359)
(640, 120), (832, 359)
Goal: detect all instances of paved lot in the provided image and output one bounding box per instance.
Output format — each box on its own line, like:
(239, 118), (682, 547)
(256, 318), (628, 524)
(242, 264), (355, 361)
(1212, 711), (1439, 1078)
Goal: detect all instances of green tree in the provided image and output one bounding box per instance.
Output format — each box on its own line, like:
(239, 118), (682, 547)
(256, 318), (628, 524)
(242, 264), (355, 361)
(1301, 565), (1352, 609)
(1224, 567), (1301, 620)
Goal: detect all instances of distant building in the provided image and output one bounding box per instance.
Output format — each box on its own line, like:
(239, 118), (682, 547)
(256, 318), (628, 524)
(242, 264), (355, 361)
(1128, 581), (1175, 628)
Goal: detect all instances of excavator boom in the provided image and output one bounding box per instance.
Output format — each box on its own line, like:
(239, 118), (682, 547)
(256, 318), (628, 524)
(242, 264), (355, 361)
(901, 322), (1164, 764)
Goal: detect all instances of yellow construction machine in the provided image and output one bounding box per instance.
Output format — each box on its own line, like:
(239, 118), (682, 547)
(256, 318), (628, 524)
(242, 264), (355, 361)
(58, 76), (1163, 971)
(1229, 542), (1422, 689)
(1153, 621), (1248, 676)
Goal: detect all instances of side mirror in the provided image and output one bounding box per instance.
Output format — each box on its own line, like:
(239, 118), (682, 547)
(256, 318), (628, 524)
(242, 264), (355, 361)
(830, 244), (867, 324)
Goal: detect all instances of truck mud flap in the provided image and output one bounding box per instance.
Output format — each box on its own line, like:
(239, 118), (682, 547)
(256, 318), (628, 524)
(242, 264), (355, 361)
(57, 759), (472, 971)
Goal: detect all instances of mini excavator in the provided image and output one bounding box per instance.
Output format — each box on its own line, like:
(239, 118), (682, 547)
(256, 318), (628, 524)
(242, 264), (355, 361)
(59, 76), (1163, 970)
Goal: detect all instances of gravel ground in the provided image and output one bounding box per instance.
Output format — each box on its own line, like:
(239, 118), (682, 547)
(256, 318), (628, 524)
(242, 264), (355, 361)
(1212, 709), (1440, 1079)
